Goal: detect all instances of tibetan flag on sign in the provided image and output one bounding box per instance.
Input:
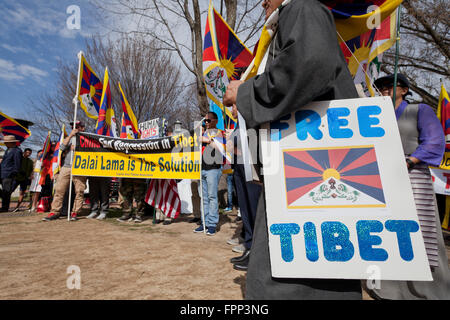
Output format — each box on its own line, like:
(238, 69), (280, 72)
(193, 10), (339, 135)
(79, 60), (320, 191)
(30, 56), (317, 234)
(203, 1), (253, 126)
(340, 9), (397, 96)
(145, 179), (181, 219)
(118, 82), (140, 139)
(50, 124), (67, 179)
(95, 68), (117, 137)
(0, 111), (31, 145)
(283, 146), (386, 209)
(437, 84), (450, 151)
(76, 53), (103, 119)
(323, 0), (402, 42)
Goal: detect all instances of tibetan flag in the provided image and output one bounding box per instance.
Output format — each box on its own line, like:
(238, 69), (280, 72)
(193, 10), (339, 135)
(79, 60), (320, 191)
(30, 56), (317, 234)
(323, 0), (402, 42)
(203, 1), (253, 126)
(119, 82), (140, 139)
(38, 131), (53, 185)
(0, 111), (31, 145)
(340, 9), (397, 96)
(76, 53), (103, 119)
(437, 84), (450, 151)
(50, 124), (67, 179)
(283, 146), (386, 209)
(95, 68), (117, 137)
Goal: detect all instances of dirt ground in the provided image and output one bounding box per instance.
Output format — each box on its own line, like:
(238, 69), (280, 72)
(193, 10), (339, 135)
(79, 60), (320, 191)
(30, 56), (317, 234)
(1, 201), (449, 300)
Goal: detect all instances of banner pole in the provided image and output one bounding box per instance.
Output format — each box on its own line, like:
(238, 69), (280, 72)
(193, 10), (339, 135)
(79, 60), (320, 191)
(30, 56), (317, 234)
(67, 51), (83, 221)
(392, 6), (402, 107)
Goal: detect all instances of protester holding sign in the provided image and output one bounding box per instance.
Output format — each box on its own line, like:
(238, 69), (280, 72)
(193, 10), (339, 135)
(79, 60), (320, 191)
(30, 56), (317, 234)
(224, 0), (363, 299)
(368, 74), (450, 299)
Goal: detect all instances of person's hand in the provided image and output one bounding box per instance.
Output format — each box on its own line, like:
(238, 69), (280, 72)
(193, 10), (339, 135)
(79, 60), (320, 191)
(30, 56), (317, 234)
(201, 136), (211, 144)
(69, 128), (79, 137)
(224, 128), (234, 140)
(231, 104), (238, 119)
(223, 80), (243, 107)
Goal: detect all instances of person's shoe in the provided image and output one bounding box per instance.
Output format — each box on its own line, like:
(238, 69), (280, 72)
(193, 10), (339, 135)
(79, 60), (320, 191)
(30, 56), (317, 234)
(117, 214), (132, 222)
(86, 212), (98, 219)
(193, 225), (205, 233)
(70, 212), (78, 221)
(163, 219), (172, 225)
(42, 212), (59, 221)
(224, 206), (232, 213)
(96, 213), (107, 220)
(189, 217), (201, 223)
(154, 219), (162, 224)
(12, 207), (20, 213)
(232, 243), (246, 253)
(227, 236), (244, 246)
(134, 216), (143, 223)
(230, 249), (251, 264)
(206, 226), (216, 236)
(233, 256), (249, 271)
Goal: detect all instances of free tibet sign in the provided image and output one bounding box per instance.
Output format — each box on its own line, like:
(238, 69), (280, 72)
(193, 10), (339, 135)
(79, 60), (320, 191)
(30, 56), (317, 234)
(260, 97), (432, 281)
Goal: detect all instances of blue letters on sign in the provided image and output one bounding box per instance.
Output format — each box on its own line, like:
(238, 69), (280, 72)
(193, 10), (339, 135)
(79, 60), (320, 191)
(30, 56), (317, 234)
(270, 114), (291, 141)
(385, 220), (419, 261)
(357, 106), (385, 137)
(321, 221), (354, 261)
(270, 223), (300, 262)
(327, 107), (353, 138)
(303, 222), (319, 262)
(356, 220), (388, 261)
(295, 110), (323, 141)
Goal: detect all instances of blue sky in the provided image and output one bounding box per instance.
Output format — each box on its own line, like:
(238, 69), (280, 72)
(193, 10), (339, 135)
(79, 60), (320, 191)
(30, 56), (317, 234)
(0, 0), (105, 132)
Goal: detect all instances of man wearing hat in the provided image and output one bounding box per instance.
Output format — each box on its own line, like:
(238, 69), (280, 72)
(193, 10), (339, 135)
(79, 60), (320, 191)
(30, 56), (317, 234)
(43, 121), (87, 221)
(0, 135), (22, 212)
(367, 73), (450, 300)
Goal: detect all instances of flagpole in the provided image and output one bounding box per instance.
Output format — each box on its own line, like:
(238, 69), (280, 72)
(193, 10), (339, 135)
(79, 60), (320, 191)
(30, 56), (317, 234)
(194, 118), (207, 234)
(392, 6), (402, 107)
(67, 51), (83, 221)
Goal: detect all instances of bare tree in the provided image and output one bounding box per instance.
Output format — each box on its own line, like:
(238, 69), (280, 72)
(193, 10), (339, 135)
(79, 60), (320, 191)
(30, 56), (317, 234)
(29, 36), (187, 144)
(93, 0), (264, 115)
(381, 0), (449, 107)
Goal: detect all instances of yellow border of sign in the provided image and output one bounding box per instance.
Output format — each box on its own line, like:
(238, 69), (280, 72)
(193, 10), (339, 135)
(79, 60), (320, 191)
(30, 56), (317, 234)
(282, 145), (387, 209)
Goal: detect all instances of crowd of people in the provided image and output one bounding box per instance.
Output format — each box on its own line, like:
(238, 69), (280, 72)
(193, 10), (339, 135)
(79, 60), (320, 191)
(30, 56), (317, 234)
(0, 115), (256, 271)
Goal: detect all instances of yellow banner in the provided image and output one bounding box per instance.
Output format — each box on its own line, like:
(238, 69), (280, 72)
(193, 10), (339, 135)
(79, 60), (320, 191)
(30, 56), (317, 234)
(72, 151), (200, 179)
(438, 152), (450, 170)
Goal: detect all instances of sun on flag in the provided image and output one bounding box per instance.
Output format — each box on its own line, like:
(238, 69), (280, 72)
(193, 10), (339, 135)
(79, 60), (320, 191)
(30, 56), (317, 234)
(202, 1), (253, 127)
(283, 146), (386, 209)
(0, 111), (31, 145)
(76, 53), (103, 119)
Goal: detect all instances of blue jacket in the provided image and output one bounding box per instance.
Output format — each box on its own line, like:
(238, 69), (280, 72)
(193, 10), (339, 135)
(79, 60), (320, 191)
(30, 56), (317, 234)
(1, 147), (22, 179)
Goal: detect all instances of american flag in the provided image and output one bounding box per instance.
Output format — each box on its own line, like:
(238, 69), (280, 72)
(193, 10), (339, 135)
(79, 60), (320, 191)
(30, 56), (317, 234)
(145, 179), (181, 219)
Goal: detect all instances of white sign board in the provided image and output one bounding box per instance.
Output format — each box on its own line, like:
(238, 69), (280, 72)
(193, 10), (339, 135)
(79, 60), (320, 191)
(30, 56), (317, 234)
(430, 167), (450, 195)
(260, 97), (432, 281)
(139, 118), (164, 139)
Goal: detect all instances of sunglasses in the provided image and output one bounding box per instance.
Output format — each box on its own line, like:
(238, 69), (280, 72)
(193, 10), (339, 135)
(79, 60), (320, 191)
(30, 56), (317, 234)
(204, 119), (211, 123)
(379, 83), (405, 91)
